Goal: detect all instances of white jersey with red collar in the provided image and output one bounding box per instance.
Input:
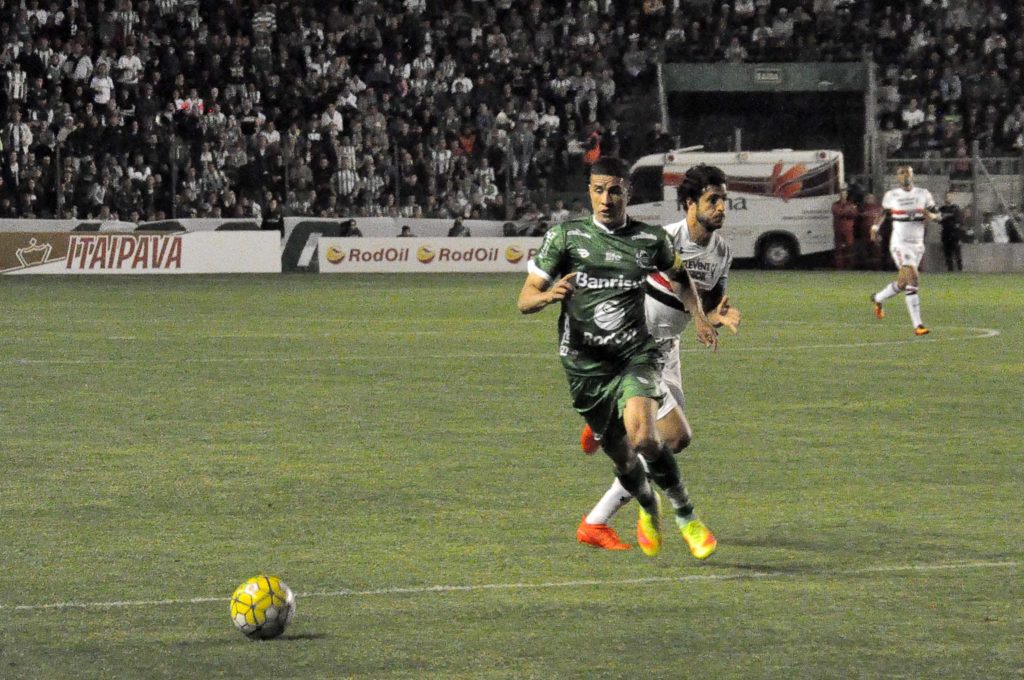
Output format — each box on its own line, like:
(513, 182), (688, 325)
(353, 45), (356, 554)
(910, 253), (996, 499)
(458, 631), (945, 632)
(643, 218), (732, 340)
(882, 186), (936, 247)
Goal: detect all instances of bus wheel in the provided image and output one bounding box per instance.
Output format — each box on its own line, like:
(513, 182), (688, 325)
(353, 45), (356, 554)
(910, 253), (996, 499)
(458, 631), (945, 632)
(759, 236), (798, 269)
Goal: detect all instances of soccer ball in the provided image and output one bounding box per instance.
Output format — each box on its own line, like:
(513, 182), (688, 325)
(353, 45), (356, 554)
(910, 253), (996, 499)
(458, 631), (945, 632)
(230, 575), (296, 640)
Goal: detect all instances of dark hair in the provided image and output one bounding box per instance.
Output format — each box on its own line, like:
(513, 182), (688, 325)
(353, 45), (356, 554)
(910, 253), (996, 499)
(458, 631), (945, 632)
(588, 156), (630, 180)
(677, 164), (727, 207)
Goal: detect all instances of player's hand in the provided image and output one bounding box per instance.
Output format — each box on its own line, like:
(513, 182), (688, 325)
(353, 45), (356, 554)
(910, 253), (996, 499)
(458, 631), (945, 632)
(708, 296), (741, 334)
(546, 272), (576, 305)
(694, 314), (718, 351)
(869, 224), (880, 244)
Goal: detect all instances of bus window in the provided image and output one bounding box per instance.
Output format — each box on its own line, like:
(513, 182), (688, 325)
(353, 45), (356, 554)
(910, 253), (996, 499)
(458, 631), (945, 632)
(630, 166), (664, 204)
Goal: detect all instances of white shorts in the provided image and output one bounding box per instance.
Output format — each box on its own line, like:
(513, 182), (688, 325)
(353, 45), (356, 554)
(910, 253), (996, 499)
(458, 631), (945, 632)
(655, 337), (684, 420)
(889, 242), (925, 269)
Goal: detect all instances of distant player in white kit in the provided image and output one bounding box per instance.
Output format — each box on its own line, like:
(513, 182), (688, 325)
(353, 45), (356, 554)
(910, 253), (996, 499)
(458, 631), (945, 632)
(576, 164), (741, 556)
(870, 165), (939, 335)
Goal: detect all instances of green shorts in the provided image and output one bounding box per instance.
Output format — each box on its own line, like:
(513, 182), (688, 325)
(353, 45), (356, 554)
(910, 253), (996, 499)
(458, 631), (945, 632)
(566, 359), (664, 444)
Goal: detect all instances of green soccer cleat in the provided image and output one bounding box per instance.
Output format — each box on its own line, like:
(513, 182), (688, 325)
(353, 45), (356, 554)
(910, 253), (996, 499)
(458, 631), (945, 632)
(636, 494), (663, 557)
(678, 517), (717, 560)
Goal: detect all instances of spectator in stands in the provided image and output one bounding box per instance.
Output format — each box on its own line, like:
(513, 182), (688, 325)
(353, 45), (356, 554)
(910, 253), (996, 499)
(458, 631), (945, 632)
(724, 36), (749, 63)
(398, 224), (415, 237)
(901, 97), (925, 131)
(0, 0), (1020, 225)
(644, 121), (673, 155)
(448, 216), (471, 237)
(4, 110), (33, 155)
(1005, 209), (1024, 244)
(881, 118), (903, 157)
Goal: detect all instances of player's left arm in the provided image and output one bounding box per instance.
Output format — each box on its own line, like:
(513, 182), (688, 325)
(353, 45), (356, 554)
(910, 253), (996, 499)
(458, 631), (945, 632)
(702, 279), (741, 334)
(664, 257), (718, 350)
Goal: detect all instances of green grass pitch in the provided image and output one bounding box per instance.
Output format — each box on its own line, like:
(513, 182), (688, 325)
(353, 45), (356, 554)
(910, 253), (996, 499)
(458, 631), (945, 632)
(1, 271), (1021, 679)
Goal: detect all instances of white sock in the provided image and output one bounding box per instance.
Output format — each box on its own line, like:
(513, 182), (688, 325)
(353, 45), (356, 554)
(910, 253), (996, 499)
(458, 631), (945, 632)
(904, 289), (923, 327)
(874, 282), (900, 303)
(585, 478), (633, 525)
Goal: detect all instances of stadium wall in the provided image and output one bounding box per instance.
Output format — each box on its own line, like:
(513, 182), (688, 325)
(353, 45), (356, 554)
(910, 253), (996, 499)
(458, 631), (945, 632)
(958, 244), (1024, 273)
(2, 220), (1022, 273)
(316, 237), (540, 273)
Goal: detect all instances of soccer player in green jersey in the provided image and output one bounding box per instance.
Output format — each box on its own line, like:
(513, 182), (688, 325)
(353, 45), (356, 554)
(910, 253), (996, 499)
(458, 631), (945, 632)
(517, 156), (718, 557)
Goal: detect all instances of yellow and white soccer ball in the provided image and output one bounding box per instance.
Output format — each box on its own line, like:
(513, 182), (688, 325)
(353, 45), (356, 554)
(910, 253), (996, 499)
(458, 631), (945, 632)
(230, 575), (296, 640)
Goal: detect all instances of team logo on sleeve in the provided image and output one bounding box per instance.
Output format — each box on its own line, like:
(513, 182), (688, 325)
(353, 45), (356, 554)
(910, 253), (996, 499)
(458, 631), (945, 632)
(635, 250), (653, 268)
(538, 230), (555, 258)
(593, 299), (628, 331)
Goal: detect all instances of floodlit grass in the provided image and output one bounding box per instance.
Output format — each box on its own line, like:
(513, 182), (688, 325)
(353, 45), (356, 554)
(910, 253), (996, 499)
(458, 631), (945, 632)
(1, 271), (1021, 679)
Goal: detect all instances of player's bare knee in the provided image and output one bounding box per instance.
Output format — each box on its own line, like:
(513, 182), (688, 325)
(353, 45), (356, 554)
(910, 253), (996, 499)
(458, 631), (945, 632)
(897, 266), (918, 289)
(671, 430), (692, 453)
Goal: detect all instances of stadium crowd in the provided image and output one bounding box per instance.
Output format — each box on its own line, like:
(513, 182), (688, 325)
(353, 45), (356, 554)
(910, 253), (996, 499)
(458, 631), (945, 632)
(1, 0), (1022, 223)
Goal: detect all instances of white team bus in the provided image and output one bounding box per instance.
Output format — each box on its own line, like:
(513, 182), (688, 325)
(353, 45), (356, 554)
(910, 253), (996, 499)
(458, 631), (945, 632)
(626, 148), (845, 268)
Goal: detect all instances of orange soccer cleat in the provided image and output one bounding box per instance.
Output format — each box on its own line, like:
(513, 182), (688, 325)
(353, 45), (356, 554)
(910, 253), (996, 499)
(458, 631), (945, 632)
(873, 299), (885, 320)
(576, 517), (631, 550)
(580, 423), (600, 455)
(914, 325), (930, 336)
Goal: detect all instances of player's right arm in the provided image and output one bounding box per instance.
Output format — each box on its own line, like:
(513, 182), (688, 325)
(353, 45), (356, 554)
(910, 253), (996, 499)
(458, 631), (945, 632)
(517, 226), (573, 314)
(870, 210), (889, 243)
(870, 212), (887, 241)
(871, 191), (893, 242)
(517, 272), (576, 314)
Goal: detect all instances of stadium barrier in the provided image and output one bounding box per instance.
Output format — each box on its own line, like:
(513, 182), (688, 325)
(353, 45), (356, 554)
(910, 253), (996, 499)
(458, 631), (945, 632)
(1, 217), (544, 274)
(4, 219), (1022, 273)
(959, 243), (1024, 272)
(281, 217), (544, 271)
(316, 237), (542, 273)
(0, 219), (280, 274)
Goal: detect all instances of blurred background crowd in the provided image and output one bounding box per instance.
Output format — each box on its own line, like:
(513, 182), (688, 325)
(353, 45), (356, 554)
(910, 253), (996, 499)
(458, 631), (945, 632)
(2, 0), (1023, 225)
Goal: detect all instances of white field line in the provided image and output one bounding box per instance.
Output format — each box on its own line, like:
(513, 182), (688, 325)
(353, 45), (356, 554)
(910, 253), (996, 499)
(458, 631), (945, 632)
(0, 327), (1001, 366)
(3, 560), (1018, 612)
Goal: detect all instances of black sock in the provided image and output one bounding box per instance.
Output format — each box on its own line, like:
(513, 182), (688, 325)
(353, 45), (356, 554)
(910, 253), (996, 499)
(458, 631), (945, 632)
(615, 460), (656, 512)
(646, 453), (694, 517)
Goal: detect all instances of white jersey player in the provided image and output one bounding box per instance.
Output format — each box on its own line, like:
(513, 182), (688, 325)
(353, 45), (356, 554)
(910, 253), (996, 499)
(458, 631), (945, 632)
(576, 164), (740, 555)
(870, 165), (939, 335)
(643, 217), (733, 422)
